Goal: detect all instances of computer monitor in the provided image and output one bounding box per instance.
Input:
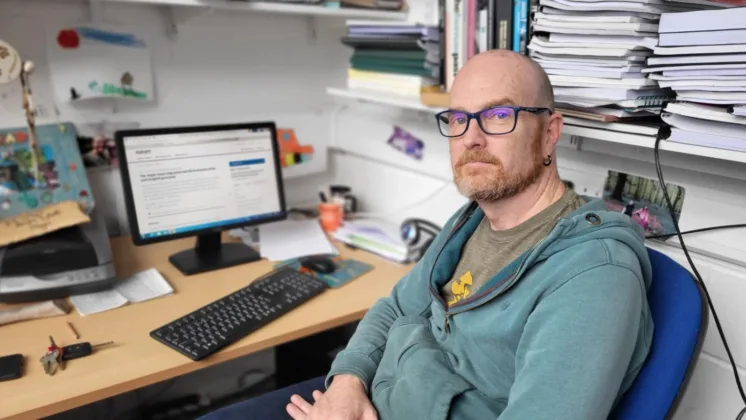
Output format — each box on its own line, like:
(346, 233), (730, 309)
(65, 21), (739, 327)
(116, 122), (287, 276)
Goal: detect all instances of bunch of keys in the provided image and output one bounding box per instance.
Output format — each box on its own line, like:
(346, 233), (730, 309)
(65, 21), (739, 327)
(39, 336), (114, 376)
(40, 336), (64, 376)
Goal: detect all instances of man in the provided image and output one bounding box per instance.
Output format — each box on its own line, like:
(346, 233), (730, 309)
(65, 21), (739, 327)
(202, 50), (653, 420)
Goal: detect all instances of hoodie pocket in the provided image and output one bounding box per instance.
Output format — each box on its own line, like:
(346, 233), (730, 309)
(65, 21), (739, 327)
(371, 315), (474, 420)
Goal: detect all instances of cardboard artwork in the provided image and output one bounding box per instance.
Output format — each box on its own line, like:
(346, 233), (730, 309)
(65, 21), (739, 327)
(0, 200), (90, 247)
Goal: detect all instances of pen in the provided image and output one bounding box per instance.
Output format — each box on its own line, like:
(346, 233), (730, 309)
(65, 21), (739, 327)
(66, 321), (80, 340)
(319, 191), (328, 203)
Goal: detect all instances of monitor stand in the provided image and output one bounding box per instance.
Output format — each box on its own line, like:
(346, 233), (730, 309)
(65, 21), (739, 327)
(169, 232), (261, 276)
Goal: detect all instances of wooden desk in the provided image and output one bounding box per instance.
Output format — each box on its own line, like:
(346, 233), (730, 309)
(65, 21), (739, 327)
(0, 235), (411, 420)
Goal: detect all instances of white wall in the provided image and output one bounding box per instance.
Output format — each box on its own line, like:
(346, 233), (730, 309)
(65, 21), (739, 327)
(1, 0), (339, 234)
(328, 100), (746, 419)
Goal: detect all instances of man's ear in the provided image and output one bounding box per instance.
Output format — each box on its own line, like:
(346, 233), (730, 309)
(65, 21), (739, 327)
(545, 111), (564, 150)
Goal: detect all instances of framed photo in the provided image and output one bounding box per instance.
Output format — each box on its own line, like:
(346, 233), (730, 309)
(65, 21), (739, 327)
(602, 170), (686, 237)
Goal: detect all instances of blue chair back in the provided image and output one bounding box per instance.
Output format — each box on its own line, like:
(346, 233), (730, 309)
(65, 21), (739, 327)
(610, 248), (708, 420)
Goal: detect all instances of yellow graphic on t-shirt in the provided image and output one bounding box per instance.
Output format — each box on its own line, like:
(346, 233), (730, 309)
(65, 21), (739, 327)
(448, 271), (473, 306)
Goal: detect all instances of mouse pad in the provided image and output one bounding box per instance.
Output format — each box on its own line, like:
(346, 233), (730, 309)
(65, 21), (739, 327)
(274, 255), (374, 288)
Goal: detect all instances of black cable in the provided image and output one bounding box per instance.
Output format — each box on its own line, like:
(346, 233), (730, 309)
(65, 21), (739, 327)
(645, 224), (746, 240)
(654, 136), (746, 420)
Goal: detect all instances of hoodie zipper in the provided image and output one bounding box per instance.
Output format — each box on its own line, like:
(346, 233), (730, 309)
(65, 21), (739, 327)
(439, 222), (560, 333)
(427, 204), (478, 327)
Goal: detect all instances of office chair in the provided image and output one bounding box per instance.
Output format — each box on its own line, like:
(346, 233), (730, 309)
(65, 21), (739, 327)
(610, 247), (709, 420)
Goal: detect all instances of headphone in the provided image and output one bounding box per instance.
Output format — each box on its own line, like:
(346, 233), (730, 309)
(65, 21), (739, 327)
(399, 203), (480, 263)
(400, 218), (443, 262)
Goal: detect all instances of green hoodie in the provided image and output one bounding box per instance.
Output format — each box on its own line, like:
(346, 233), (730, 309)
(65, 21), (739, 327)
(326, 198), (654, 420)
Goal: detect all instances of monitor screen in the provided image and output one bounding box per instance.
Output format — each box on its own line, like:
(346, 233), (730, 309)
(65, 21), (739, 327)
(120, 126), (285, 241)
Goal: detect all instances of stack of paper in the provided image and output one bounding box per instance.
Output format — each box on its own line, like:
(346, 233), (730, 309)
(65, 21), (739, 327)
(70, 268), (173, 316)
(647, 7), (746, 150)
(529, 0), (676, 128)
(257, 219), (338, 262)
(662, 102), (746, 151)
(528, 0), (728, 133)
(332, 220), (409, 263)
(341, 20), (441, 99)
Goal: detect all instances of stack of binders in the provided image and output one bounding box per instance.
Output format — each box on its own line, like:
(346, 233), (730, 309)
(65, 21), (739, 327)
(342, 21), (441, 99)
(648, 7), (746, 152)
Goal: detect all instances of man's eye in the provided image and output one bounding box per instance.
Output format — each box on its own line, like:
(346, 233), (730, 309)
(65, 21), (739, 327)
(486, 109), (510, 119)
(450, 114), (467, 124)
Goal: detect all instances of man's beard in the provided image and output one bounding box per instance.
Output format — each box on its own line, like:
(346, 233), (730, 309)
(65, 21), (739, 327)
(453, 131), (545, 202)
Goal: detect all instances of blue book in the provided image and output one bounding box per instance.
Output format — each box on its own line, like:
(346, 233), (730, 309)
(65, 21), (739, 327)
(512, 0), (528, 53)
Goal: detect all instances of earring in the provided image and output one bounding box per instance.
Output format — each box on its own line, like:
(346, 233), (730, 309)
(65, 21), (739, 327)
(542, 155), (552, 166)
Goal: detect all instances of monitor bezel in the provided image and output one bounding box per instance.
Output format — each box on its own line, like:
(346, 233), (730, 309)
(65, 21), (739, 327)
(115, 121), (288, 247)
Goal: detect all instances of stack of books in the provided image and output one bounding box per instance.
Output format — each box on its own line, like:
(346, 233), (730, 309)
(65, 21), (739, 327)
(342, 21), (441, 99)
(338, 0), (404, 10)
(442, 0), (533, 90)
(647, 7), (746, 151)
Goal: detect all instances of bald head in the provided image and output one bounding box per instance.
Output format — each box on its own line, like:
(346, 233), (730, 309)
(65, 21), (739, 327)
(450, 50), (554, 110)
(445, 50), (564, 205)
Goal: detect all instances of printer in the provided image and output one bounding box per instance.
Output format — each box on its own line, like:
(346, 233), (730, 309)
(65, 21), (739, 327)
(0, 208), (117, 303)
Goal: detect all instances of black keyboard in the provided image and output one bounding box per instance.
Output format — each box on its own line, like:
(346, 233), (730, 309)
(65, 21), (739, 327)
(150, 267), (329, 360)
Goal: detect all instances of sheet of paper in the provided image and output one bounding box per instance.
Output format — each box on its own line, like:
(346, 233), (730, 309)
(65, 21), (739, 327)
(643, 63), (746, 74)
(550, 33), (659, 49)
(669, 128), (746, 152)
(530, 37), (653, 57)
(47, 24), (154, 102)
(665, 68), (746, 77)
(662, 113), (746, 140)
(0, 201), (90, 247)
(665, 102), (746, 126)
(542, 6), (660, 20)
(647, 53), (746, 67)
(115, 268), (173, 303)
(654, 43), (746, 56)
(541, 0), (667, 13)
(538, 11), (654, 23)
(258, 219), (338, 262)
(70, 289), (128, 316)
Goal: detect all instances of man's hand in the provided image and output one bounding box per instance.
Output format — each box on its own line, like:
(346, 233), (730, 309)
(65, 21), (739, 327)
(286, 374), (378, 420)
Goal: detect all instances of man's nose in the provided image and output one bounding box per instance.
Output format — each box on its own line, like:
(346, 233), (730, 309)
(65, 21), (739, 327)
(461, 121), (487, 149)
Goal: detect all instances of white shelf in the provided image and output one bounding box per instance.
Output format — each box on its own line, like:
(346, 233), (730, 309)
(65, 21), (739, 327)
(326, 88), (746, 165)
(326, 87), (445, 112)
(104, 0), (408, 19)
(562, 125), (746, 164)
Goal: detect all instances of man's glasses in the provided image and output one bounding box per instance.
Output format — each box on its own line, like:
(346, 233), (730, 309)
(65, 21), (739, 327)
(435, 106), (553, 138)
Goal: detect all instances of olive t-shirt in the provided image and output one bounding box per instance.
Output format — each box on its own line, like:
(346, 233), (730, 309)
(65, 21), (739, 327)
(442, 188), (585, 307)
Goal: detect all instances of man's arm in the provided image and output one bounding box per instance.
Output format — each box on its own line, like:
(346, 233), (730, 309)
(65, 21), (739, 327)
(325, 206), (471, 391)
(495, 262), (650, 420)
(324, 248), (438, 391)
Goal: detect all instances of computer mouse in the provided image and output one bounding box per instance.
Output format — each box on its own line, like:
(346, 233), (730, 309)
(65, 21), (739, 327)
(300, 256), (337, 274)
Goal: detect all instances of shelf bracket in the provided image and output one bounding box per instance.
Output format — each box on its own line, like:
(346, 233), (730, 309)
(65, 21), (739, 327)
(88, 0), (104, 23)
(569, 135), (584, 150)
(306, 16), (317, 42)
(159, 5), (179, 40)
